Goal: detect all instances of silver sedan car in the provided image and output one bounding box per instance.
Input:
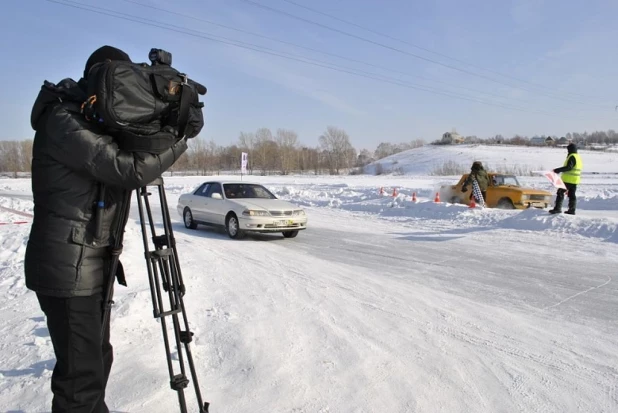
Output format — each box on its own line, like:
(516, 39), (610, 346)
(177, 180), (308, 239)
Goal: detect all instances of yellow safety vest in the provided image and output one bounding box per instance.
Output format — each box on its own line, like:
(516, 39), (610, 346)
(561, 153), (582, 184)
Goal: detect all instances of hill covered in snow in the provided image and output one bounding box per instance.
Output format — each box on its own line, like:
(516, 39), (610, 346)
(364, 144), (618, 176)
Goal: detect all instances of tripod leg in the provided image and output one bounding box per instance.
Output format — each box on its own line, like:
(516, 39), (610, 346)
(137, 178), (210, 413)
(159, 182), (209, 411)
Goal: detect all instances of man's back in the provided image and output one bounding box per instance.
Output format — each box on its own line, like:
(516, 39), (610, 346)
(26, 77), (188, 297)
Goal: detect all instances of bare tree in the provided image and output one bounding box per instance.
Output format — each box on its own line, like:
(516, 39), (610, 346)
(276, 128), (299, 175)
(373, 140), (423, 160)
(218, 144), (243, 172)
(254, 127), (273, 175)
(205, 140), (221, 174)
(357, 149), (373, 167)
(319, 126), (354, 174)
(374, 142), (394, 160)
(168, 151), (190, 176)
(187, 138), (220, 175)
(0, 141), (22, 177)
(189, 138), (209, 175)
(20, 140), (34, 173)
(298, 146), (312, 173)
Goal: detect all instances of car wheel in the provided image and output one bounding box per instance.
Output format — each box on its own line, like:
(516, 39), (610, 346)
(450, 196), (459, 204)
(226, 214), (246, 239)
(282, 230), (299, 238)
(497, 198), (515, 209)
(183, 208), (198, 229)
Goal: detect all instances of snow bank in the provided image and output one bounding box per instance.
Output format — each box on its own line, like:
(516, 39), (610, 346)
(365, 144), (618, 175)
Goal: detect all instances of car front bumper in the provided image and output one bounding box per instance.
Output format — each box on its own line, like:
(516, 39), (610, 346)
(239, 216), (308, 232)
(518, 201), (550, 209)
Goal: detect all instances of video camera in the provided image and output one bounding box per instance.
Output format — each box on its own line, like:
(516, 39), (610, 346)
(149, 48), (173, 66)
(82, 48), (207, 154)
(148, 48), (207, 96)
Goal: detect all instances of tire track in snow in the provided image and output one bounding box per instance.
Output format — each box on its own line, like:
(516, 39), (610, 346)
(542, 274), (613, 310)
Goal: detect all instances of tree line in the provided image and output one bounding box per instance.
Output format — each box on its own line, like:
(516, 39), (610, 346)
(433, 129), (618, 147)
(0, 126), (424, 176)
(3, 127), (615, 177)
(0, 140), (33, 177)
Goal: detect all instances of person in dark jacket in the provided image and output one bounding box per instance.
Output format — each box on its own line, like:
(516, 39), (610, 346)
(25, 45), (188, 413)
(549, 143), (583, 215)
(461, 161), (489, 202)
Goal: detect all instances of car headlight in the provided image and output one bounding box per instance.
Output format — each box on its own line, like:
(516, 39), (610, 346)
(242, 209), (270, 216)
(521, 194), (529, 201)
(292, 210), (305, 216)
(545, 195), (552, 202)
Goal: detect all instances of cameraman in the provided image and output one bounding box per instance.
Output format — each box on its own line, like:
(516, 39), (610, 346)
(25, 46), (188, 412)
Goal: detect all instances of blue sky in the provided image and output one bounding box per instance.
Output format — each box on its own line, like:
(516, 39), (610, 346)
(1, 0), (617, 149)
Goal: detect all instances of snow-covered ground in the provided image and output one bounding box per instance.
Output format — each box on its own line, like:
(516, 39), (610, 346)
(1, 145), (617, 412)
(365, 143), (618, 175)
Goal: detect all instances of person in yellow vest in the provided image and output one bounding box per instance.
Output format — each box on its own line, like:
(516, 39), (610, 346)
(549, 143), (583, 215)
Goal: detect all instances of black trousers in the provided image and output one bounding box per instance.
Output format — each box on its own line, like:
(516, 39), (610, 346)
(37, 292), (113, 413)
(555, 183), (577, 211)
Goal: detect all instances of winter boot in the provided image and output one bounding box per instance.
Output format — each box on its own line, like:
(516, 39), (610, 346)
(549, 198), (563, 214)
(565, 199), (576, 215)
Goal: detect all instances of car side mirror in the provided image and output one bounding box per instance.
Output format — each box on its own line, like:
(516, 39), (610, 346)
(212, 193), (223, 200)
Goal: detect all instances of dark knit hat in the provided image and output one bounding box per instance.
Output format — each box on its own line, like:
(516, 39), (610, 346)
(83, 45), (132, 79)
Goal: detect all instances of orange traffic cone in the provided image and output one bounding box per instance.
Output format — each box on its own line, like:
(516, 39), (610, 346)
(392, 188), (398, 197)
(469, 196), (476, 208)
(412, 192), (417, 202)
(434, 192), (440, 203)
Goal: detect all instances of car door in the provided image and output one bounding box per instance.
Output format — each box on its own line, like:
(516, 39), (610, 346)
(205, 182), (226, 225)
(188, 183), (210, 222)
(485, 175), (501, 207)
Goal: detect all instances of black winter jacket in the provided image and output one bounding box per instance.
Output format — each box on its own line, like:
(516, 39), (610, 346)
(25, 78), (188, 297)
(553, 147), (577, 174)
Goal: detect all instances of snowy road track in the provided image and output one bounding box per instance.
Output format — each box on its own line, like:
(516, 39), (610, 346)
(1, 175), (617, 413)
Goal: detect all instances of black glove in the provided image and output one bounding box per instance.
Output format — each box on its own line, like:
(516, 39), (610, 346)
(553, 168), (560, 173)
(185, 103), (205, 139)
(181, 83), (205, 139)
(461, 186), (468, 192)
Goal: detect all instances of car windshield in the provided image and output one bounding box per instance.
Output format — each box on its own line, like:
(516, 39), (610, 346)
(493, 175), (520, 186)
(223, 183), (277, 199)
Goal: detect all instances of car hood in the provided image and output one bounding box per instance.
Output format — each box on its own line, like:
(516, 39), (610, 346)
(232, 199), (300, 210)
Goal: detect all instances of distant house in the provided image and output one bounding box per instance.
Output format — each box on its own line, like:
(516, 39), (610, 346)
(530, 136), (555, 146)
(556, 137), (569, 146)
(441, 131), (464, 144)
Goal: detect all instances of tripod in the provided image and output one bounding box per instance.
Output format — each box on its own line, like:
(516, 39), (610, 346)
(101, 177), (210, 413)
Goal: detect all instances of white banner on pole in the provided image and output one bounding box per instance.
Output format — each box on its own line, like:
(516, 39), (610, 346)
(241, 152), (248, 175)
